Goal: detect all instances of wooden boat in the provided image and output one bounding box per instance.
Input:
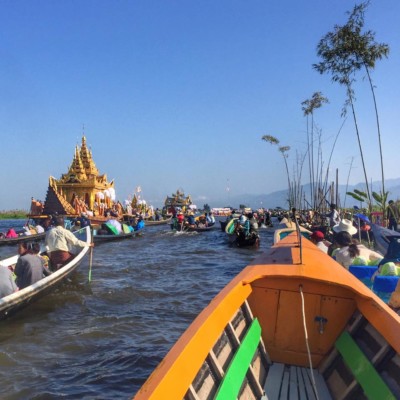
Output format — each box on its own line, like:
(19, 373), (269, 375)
(122, 214), (172, 227)
(93, 227), (144, 243)
(0, 231), (46, 247)
(231, 232), (260, 248)
(171, 223), (215, 233)
(224, 218), (260, 248)
(141, 217), (172, 226)
(273, 218), (312, 244)
(134, 227), (400, 399)
(0, 227), (91, 320)
(371, 223), (400, 256)
(220, 220), (228, 231)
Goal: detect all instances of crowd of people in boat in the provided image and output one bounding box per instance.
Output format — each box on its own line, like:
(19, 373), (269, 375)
(170, 210), (216, 230)
(0, 216), (93, 299)
(0, 223), (46, 239)
(301, 202), (400, 284)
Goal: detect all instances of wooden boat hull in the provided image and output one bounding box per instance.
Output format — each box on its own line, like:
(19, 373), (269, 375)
(143, 217), (172, 226)
(171, 223), (215, 232)
(93, 229), (143, 243)
(134, 232), (400, 399)
(0, 227), (91, 320)
(122, 215), (172, 226)
(371, 223), (400, 256)
(0, 232), (46, 247)
(219, 220), (228, 232)
(229, 232), (260, 248)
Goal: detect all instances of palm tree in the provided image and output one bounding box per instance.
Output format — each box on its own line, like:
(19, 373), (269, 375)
(313, 1), (389, 215)
(301, 92), (329, 209)
(261, 135), (292, 208)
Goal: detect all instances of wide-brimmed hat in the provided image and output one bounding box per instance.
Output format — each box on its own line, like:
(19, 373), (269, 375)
(333, 219), (357, 235)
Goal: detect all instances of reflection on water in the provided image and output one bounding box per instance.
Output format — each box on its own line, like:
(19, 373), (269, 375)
(0, 218), (274, 398)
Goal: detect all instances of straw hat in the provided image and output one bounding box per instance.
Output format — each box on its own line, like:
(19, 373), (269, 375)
(332, 219), (357, 235)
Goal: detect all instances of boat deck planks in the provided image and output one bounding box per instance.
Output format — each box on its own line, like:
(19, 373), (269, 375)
(263, 363), (330, 400)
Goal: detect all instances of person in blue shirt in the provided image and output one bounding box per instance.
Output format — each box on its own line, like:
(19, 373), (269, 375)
(76, 213), (91, 228)
(186, 213), (196, 227)
(135, 217), (145, 231)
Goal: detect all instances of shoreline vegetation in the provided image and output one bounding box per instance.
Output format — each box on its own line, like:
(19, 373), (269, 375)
(0, 210), (28, 220)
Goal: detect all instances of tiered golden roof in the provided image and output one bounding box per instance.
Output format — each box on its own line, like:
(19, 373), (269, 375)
(41, 135), (115, 216)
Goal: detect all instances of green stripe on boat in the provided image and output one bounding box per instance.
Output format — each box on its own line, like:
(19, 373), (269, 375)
(215, 318), (261, 400)
(335, 331), (395, 400)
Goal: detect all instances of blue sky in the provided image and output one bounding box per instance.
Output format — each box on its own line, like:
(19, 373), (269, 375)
(1, 1), (399, 210)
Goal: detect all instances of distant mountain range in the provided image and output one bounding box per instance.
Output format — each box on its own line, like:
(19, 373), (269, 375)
(210, 178), (400, 210)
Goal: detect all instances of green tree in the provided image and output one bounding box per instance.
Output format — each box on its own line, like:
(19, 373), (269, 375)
(261, 135), (292, 208)
(313, 1), (389, 214)
(301, 92), (329, 209)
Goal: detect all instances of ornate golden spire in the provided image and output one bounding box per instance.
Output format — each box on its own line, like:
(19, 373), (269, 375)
(80, 135), (99, 177)
(62, 146), (87, 182)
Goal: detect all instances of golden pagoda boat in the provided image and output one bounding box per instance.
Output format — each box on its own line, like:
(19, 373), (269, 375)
(29, 135), (120, 224)
(163, 189), (193, 214)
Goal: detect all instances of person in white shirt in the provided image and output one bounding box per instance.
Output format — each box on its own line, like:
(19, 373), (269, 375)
(45, 216), (93, 271)
(332, 231), (382, 269)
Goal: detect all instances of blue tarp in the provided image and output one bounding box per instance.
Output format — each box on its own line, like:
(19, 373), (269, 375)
(354, 213), (370, 223)
(349, 265), (378, 280)
(373, 275), (400, 293)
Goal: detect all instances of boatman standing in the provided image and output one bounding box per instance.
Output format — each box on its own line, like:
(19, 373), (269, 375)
(45, 216), (93, 271)
(387, 200), (400, 231)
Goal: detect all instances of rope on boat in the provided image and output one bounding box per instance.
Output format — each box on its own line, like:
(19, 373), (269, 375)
(299, 285), (320, 400)
(292, 208), (303, 264)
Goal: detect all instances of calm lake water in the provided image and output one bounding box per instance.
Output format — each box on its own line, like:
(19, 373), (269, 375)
(0, 218), (275, 399)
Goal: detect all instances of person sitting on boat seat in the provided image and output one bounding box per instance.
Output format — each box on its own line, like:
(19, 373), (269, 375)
(0, 232), (4, 239)
(206, 212), (215, 226)
(76, 213), (91, 228)
(0, 265), (17, 298)
(328, 219), (358, 256)
(31, 242), (51, 277)
(248, 213), (259, 236)
(5, 228), (18, 238)
(177, 212), (185, 224)
(310, 231), (328, 253)
(186, 212), (196, 227)
(332, 231), (383, 270)
(225, 210), (236, 222)
(14, 242), (47, 289)
(135, 216), (145, 231)
(235, 213), (250, 239)
(35, 223), (45, 234)
(45, 216), (93, 271)
(23, 225), (33, 236)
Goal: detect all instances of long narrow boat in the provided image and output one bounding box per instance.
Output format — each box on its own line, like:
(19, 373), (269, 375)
(0, 231), (46, 247)
(171, 222), (215, 232)
(122, 215), (172, 227)
(93, 228), (143, 244)
(224, 218), (260, 248)
(371, 223), (400, 256)
(0, 226), (91, 320)
(142, 217), (172, 226)
(134, 227), (400, 399)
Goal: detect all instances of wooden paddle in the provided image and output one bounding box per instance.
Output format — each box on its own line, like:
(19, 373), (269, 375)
(88, 229), (94, 282)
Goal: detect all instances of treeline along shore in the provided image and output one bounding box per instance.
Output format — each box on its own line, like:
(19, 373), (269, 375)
(0, 210), (28, 219)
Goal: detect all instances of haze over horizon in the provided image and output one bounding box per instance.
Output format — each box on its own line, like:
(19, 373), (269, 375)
(1, 1), (399, 211)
